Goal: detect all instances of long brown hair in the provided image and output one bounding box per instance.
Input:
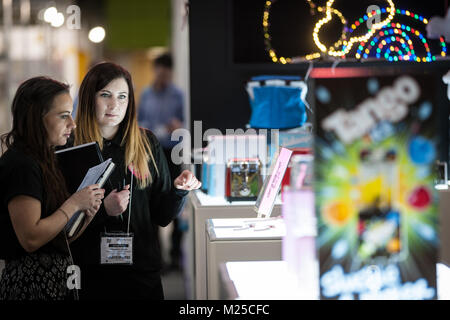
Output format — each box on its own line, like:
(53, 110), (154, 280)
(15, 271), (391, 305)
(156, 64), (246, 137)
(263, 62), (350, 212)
(0, 76), (70, 212)
(74, 62), (157, 188)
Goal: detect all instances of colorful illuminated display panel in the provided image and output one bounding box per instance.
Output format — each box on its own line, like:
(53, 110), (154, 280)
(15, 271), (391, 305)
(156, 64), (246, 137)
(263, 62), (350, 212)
(315, 72), (439, 299)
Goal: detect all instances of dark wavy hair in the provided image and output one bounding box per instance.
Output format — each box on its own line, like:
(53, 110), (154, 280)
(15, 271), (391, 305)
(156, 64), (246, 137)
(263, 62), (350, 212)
(1, 76), (70, 212)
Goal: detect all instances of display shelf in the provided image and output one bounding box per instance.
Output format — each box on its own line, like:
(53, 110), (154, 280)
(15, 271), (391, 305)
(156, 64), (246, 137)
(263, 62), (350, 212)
(207, 217), (285, 240)
(220, 261), (312, 300)
(184, 190), (282, 300)
(205, 217), (285, 299)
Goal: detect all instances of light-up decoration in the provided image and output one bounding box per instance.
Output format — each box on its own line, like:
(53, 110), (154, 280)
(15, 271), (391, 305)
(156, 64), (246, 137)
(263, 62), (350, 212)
(313, 0), (396, 57)
(264, 1), (446, 63)
(427, 8), (450, 41)
(315, 6), (348, 52)
(263, 0), (347, 63)
(354, 8), (447, 62)
(311, 1), (349, 55)
(356, 27), (434, 62)
(347, 7), (428, 33)
(442, 37), (448, 57)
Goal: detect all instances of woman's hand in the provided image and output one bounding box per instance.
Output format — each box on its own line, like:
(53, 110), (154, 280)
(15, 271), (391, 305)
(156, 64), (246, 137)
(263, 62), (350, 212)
(84, 203), (101, 219)
(82, 203), (101, 228)
(104, 185), (130, 217)
(68, 184), (105, 212)
(69, 203), (102, 242)
(174, 170), (202, 191)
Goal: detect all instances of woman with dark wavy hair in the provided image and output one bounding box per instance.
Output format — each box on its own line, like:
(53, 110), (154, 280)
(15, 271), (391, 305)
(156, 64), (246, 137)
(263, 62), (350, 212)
(0, 76), (105, 300)
(72, 62), (201, 300)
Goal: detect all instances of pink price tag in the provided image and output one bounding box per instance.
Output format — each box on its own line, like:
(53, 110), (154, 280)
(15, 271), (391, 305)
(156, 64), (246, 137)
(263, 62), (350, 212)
(256, 147), (293, 218)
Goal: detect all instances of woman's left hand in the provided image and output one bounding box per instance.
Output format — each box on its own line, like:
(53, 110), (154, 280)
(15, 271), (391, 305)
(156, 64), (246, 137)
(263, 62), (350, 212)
(174, 170), (202, 191)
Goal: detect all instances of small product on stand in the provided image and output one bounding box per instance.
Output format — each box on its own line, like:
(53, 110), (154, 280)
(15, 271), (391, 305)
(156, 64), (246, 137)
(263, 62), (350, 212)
(225, 158), (262, 202)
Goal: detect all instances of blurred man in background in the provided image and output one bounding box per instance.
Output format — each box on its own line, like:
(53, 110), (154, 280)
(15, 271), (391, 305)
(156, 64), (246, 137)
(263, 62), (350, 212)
(138, 53), (185, 271)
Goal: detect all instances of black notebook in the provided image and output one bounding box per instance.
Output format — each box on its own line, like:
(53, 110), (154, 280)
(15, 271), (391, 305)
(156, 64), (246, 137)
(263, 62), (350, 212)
(56, 142), (114, 237)
(65, 158), (115, 237)
(56, 142), (105, 193)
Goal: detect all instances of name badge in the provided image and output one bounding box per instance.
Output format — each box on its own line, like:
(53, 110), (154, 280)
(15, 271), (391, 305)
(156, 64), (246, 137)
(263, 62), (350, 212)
(100, 232), (133, 265)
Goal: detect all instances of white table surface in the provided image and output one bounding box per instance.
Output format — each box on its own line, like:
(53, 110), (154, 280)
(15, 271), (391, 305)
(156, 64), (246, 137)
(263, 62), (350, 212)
(208, 217), (286, 240)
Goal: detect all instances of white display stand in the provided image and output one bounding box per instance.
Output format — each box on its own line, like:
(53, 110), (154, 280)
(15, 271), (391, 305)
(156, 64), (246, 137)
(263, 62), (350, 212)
(184, 190), (282, 300)
(438, 190), (450, 266)
(205, 217), (285, 299)
(219, 261), (450, 300)
(219, 261), (310, 300)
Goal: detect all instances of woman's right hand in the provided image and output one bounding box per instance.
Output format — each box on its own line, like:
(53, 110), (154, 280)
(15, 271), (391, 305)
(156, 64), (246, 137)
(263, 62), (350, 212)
(69, 184), (105, 212)
(104, 185), (130, 216)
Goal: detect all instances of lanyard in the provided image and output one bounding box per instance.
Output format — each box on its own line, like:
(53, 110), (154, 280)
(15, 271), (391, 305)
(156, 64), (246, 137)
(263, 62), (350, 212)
(103, 169), (134, 234)
(100, 171), (134, 265)
(127, 170), (133, 234)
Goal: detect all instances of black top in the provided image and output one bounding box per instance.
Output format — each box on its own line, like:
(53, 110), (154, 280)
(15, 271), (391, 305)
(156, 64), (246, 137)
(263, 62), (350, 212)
(0, 145), (68, 260)
(70, 128), (188, 272)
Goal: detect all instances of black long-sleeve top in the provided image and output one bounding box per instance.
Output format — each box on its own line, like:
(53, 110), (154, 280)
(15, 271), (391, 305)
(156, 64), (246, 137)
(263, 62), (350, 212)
(70, 128), (188, 272)
(0, 145), (69, 260)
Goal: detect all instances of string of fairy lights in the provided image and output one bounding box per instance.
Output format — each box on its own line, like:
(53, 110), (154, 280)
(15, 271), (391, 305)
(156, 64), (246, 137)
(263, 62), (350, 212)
(263, 0), (447, 63)
(314, 0), (396, 57)
(263, 0), (348, 63)
(354, 8), (447, 62)
(358, 28), (426, 62)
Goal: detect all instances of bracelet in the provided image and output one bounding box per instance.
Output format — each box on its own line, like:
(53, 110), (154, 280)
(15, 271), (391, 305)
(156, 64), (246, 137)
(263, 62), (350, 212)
(58, 208), (70, 223)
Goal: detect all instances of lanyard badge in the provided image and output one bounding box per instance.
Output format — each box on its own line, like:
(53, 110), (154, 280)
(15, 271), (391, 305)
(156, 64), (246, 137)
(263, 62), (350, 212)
(100, 172), (134, 265)
(100, 232), (133, 265)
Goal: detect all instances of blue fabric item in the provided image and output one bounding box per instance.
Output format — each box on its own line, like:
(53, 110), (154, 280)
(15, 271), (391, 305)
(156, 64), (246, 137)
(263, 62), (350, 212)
(249, 84), (307, 129)
(251, 75), (301, 81)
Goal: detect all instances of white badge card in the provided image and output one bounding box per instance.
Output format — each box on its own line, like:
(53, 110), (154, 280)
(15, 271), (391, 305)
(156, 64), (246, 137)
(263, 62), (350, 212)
(100, 232), (133, 265)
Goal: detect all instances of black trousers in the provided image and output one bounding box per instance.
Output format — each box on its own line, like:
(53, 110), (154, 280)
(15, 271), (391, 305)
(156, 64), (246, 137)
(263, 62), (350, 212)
(78, 265), (164, 300)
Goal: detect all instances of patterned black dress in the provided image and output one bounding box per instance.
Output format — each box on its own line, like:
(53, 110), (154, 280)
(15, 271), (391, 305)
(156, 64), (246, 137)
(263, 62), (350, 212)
(0, 146), (77, 300)
(0, 250), (75, 300)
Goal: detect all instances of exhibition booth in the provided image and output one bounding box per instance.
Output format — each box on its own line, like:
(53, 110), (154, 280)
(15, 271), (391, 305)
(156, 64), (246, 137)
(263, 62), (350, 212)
(185, 0), (450, 300)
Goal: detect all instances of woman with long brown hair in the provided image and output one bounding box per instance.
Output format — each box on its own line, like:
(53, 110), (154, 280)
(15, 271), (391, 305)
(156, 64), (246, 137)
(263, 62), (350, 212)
(72, 62), (200, 300)
(0, 76), (105, 300)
